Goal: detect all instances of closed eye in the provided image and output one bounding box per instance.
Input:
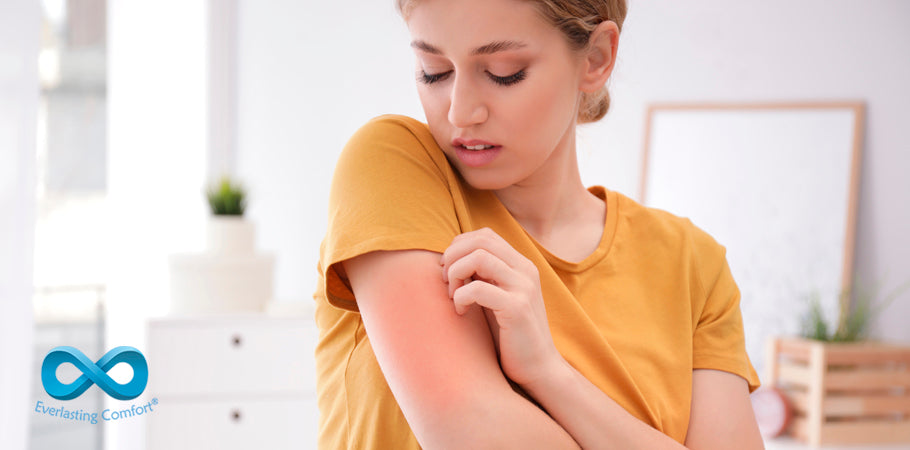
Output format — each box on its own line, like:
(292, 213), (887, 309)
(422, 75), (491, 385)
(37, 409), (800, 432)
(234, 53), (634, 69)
(489, 69), (526, 86)
(417, 69), (527, 87)
(417, 70), (452, 85)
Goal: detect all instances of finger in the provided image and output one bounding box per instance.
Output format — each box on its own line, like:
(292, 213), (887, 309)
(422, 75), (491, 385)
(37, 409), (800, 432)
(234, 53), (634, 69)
(447, 228), (525, 268)
(441, 228), (529, 281)
(446, 248), (512, 299)
(481, 308), (501, 358)
(452, 278), (511, 315)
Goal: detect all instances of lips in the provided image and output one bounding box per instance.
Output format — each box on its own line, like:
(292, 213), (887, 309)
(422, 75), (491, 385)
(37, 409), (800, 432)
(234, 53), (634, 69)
(453, 145), (501, 168)
(451, 137), (500, 149)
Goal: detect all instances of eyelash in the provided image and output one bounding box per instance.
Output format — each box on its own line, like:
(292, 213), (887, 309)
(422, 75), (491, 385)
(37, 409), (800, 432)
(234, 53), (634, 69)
(417, 69), (527, 87)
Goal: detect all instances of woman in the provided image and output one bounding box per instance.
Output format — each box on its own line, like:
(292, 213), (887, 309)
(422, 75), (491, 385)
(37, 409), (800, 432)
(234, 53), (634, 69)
(313, 0), (764, 448)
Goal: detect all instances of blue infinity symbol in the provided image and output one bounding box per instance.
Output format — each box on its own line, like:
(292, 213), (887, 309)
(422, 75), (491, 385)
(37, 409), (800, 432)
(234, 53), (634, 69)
(41, 346), (148, 401)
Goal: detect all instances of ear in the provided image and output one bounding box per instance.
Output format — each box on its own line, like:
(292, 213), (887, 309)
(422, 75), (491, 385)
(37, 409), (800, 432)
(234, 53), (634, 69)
(578, 20), (619, 93)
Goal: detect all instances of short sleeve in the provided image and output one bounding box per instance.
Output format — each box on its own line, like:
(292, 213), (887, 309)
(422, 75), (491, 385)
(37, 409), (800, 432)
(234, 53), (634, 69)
(319, 115), (461, 312)
(690, 225), (762, 393)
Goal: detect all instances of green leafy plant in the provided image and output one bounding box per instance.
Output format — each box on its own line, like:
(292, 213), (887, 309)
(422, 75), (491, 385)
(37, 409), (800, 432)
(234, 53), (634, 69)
(800, 280), (910, 342)
(801, 291), (830, 341)
(205, 176), (247, 216)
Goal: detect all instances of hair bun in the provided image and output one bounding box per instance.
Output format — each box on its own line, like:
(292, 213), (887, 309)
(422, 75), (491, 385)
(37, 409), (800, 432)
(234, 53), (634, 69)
(579, 87), (610, 124)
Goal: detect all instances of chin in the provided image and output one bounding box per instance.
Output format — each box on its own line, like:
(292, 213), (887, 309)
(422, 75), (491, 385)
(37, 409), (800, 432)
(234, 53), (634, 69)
(457, 169), (514, 192)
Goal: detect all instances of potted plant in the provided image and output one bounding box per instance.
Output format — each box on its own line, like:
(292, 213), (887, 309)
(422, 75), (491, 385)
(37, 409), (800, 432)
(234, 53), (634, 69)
(169, 176), (275, 314)
(764, 282), (910, 446)
(204, 175), (253, 255)
(206, 175), (247, 215)
(168, 175), (274, 314)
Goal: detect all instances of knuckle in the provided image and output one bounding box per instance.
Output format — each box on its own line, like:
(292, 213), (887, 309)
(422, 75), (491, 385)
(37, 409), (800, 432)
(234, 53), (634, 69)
(479, 227), (499, 242)
(469, 248), (491, 267)
(519, 277), (535, 293)
(524, 260), (539, 276)
(473, 233), (493, 249)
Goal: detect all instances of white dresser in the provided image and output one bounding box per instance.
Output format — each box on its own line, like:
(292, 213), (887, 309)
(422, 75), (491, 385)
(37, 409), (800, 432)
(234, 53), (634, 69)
(146, 314), (319, 449)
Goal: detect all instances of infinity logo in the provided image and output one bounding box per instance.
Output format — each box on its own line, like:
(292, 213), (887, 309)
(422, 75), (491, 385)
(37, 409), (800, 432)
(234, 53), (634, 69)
(41, 346), (148, 401)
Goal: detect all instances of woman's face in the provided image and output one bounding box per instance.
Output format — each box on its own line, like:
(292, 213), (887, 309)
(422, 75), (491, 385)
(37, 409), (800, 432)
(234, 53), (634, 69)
(406, 0), (585, 191)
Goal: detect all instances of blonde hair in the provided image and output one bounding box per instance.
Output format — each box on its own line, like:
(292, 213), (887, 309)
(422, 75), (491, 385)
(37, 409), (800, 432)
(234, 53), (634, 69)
(396, 0), (627, 124)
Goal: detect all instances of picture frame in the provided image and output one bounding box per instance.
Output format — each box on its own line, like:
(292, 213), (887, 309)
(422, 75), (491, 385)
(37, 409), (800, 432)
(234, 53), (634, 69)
(640, 102), (864, 376)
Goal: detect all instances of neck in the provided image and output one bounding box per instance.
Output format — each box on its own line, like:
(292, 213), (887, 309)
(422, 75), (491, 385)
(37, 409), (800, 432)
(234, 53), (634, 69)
(491, 128), (599, 242)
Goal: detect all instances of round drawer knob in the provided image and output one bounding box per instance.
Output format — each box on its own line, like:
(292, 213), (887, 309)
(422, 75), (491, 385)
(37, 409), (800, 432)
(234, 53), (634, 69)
(231, 334), (242, 347)
(230, 409), (242, 422)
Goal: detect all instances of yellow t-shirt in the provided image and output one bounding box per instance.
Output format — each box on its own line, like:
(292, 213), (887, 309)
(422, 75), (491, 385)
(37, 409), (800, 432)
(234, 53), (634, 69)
(313, 114), (760, 449)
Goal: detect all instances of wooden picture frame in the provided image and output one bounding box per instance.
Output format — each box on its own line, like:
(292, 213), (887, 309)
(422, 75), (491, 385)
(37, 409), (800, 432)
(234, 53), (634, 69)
(640, 102), (864, 377)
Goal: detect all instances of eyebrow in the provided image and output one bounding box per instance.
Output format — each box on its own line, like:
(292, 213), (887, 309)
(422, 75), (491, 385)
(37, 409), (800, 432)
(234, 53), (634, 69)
(410, 39), (528, 56)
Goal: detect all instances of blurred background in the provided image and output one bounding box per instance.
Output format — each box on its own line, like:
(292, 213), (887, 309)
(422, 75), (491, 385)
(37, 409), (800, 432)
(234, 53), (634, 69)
(2, 0), (909, 449)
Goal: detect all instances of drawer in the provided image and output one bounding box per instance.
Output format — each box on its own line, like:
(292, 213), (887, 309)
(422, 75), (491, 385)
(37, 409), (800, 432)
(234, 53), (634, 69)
(146, 396), (318, 450)
(147, 316), (318, 396)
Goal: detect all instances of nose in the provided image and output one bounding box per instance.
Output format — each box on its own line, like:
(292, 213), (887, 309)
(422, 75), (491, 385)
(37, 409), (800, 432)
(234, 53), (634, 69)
(447, 73), (488, 128)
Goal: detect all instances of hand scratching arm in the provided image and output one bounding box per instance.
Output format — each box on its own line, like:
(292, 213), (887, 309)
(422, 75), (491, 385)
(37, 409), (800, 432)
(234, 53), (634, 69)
(343, 249), (580, 449)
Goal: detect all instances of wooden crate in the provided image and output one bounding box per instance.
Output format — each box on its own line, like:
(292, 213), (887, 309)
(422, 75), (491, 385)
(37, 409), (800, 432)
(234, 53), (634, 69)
(765, 336), (910, 446)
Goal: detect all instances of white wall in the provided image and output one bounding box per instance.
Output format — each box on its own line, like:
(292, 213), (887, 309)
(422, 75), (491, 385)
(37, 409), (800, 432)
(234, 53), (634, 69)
(107, 1), (209, 449)
(236, 0), (421, 309)
(0, 1), (39, 449)
(236, 0), (910, 359)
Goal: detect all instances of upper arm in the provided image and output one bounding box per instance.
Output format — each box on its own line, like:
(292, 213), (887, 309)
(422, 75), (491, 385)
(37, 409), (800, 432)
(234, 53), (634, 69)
(343, 249), (575, 449)
(343, 249), (508, 407)
(685, 369), (764, 450)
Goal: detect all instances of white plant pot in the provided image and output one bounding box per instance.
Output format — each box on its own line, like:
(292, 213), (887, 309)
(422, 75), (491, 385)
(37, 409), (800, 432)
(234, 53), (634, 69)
(206, 215), (255, 255)
(168, 253), (274, 314)
(167, 215), (274, 314)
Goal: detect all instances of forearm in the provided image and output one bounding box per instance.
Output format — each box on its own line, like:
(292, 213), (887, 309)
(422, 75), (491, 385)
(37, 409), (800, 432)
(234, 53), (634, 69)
(523, 359), (687, 450)
(418, 387), (581, 450)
